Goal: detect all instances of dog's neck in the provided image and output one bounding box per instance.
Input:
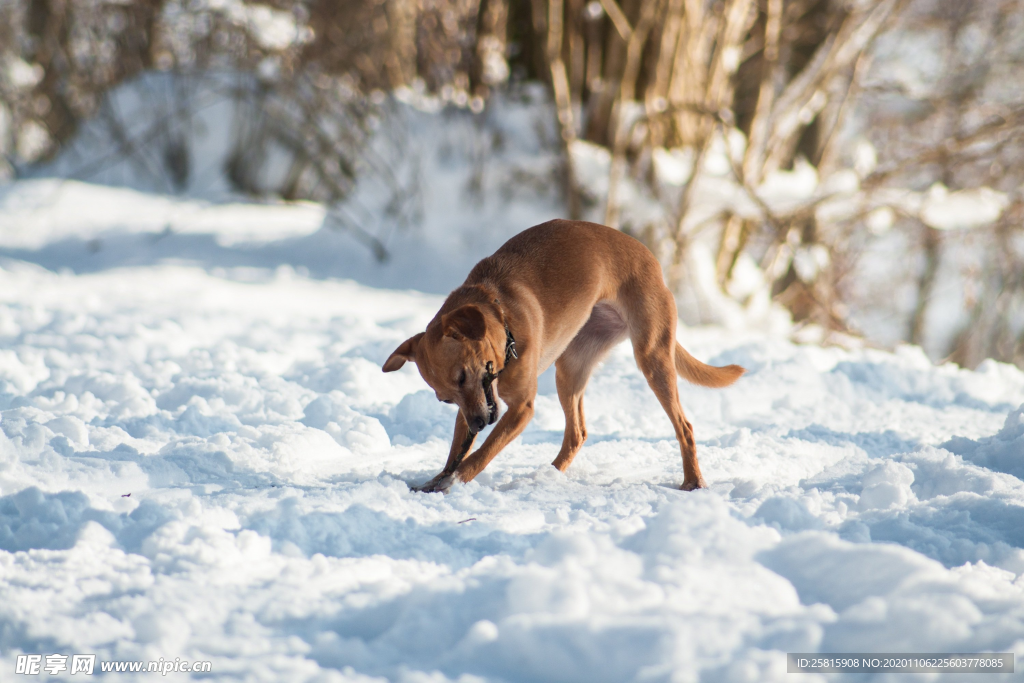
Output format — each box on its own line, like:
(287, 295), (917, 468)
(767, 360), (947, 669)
(453, 282), (500, 306)
(443, 283), (506, 325)
(449, 282), (517, 365)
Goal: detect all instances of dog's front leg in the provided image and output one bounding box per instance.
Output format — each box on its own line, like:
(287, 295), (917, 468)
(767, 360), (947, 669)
(414, 412), (478, 492)
(415, 401), (534, 494)
(440, 399), (534, 490)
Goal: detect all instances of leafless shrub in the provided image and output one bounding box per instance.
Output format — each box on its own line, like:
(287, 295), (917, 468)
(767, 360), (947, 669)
(2, 0), (1023, 366)
(527, 0), (1024, 367)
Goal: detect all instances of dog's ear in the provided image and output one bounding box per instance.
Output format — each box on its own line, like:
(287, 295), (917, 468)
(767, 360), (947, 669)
(442, 305), (487, 341)
(383, 333), (423, 372)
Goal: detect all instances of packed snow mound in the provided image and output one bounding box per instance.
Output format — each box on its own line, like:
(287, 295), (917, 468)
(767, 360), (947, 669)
(944, 405), (1024, 480)
(2, 244), (1024, 680)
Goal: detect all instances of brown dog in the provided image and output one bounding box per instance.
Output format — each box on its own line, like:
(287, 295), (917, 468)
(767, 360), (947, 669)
(383, 220), (744, 493)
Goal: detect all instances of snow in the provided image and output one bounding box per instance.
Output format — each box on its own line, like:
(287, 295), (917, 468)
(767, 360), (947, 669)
(195, 1), (312, 51)
(945, 405), (1024, 481)
(3, 110), (1024, 680)
(0, 180), (326, 249)
(919, 183), (1011, 232)
(5, 58), (44, 90)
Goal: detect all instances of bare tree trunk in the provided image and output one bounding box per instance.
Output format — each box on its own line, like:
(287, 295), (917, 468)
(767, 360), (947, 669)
(667, 0), (715, 146)
(584, 0), (632, 145)
(604, 0), (660, 227)
(387, 0), (419, 88)
(547, 0), (582, 218)
(741, 0), (781, 187)
(646, 0), (683, 148)
(910, 226), (941, 346)
(472, 0), (509, 93)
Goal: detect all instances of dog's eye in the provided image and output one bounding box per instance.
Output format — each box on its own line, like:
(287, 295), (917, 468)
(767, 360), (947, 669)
(441, 399), (454, 404)
(457, 370), (466, 386)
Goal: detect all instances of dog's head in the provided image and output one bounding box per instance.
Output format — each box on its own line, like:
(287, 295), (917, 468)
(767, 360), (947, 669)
(383, 303), (508, 433)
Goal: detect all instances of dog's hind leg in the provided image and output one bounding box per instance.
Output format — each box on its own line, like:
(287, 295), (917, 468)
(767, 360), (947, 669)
(626, 290), (707, 490)
(552, 303), (628, 472)
(552, 361), (588, 472)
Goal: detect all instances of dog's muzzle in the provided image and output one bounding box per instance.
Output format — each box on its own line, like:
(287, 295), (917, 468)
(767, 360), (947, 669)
(430, 327), (516, 484)
(480, 361), (499, 431)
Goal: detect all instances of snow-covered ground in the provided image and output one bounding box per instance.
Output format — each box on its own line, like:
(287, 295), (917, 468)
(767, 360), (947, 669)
(2, 169), (1024, 682)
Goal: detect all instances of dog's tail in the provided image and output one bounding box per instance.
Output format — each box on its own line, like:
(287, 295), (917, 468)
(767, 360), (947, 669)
(674, 343), (745, 388)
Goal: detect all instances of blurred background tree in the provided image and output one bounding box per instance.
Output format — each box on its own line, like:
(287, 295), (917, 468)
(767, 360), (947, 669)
(0, 0), (1022, 368)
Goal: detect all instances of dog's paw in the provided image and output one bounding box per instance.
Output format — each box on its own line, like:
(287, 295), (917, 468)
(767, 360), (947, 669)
(412, 472), (459, 494)
(410, 478), (441, 493)
(679, 477), (707, 491)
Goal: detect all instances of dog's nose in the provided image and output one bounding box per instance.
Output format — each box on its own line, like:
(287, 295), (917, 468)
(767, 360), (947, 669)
(469, 415), (487, 433)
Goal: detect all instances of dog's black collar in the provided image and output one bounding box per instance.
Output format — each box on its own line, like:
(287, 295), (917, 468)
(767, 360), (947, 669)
(480, 322), (516, 428)
(503, 323), (518, 364)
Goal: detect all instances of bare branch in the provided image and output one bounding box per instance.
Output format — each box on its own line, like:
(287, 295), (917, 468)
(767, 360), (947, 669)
(597, 0), (633, 41)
